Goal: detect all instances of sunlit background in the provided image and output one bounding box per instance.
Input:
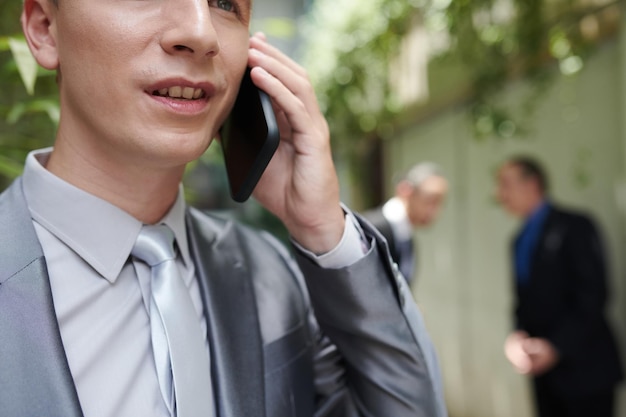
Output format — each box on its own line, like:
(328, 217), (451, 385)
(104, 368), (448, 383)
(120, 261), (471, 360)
(2, 0), (626, 415)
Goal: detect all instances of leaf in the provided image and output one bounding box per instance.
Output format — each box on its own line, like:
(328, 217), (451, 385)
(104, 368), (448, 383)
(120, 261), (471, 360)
(0, 36), (10, 51)
(0, 154), (24, 179)
(6, 102), (26, 124)
(6, 99), (60, 125)
(8, 37), (38, 95)
(44, 103), (60, 124)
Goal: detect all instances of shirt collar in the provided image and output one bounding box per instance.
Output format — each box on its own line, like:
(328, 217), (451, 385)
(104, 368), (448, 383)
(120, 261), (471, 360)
(159, 188), (193, 270)
(382, 197), (413, 242)
(524, 200), (551, 227)
(22, 148), (191, 283)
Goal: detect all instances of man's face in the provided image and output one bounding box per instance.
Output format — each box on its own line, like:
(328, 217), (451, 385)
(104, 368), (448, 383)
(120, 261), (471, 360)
(47, 0), (251, 168)
(405, 176), (448, 227)
(496, 163), (536, 217)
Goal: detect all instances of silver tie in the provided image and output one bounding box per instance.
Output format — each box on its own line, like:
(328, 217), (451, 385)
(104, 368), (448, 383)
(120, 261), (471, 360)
(132, 224), (213, 417)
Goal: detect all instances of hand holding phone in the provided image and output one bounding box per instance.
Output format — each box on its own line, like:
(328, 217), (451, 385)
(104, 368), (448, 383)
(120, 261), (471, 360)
(242, 34), (345, 253)
(220, 67), (280, 202)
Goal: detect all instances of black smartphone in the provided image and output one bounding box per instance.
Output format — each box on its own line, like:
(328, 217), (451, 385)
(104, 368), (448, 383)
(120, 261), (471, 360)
(220, 67), (280, 202)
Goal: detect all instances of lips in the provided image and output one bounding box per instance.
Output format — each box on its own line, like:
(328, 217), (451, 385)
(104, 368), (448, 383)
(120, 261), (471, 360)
(152, 86), (205, 100)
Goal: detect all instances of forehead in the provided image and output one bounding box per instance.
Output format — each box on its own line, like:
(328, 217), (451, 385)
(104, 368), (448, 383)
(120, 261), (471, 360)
(498, 163), (525, 182)
(416, 176), (447, 196)
(51, 0), (254, 12)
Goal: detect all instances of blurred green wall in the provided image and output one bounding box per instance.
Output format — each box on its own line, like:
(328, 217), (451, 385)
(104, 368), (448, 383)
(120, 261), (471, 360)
(381, 29), (626, 417)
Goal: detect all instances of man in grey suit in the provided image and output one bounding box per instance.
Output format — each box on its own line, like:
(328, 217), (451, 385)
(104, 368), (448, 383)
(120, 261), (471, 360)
(0, 0), (447, 416)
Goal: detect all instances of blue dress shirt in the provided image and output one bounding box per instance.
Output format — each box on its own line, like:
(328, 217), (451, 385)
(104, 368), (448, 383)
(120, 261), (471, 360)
(515, 201), (551, 285)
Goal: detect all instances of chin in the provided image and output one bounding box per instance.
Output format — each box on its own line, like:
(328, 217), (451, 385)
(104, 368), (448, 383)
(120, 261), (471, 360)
(138, 142), (210, 169)
(173, 145), (211, 165)
(166, 133), (214, 158)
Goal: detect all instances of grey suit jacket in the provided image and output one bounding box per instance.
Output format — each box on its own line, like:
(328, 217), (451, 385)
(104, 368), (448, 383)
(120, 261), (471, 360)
(0, 178), (446, 417)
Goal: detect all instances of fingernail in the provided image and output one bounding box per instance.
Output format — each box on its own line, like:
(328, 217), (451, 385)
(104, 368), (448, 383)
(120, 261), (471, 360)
(249, 48), (263, 58)
(253, 66), (269, 78)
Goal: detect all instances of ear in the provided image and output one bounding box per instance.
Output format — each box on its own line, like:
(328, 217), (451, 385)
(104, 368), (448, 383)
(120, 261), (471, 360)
(21, 0), (59, 70)
(396, 180), (414, 199)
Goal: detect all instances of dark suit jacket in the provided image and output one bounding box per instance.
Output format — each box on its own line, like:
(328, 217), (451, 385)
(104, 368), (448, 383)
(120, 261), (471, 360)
(512, 204), (623, 394)
(363, 207), (415, 284)
(363, 208), (397, 265)
(0, 178), (447, 417)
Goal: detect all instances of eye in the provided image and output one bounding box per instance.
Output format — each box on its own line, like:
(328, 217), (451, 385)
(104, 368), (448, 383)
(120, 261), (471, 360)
(215, 0), (235, 12)
(209, 0), (251, 22)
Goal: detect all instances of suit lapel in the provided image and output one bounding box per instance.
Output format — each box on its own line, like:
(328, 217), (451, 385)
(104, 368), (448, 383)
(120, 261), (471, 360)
(0, 179), (83, 416)
(186, 208), (266, 417)
(524, 207), (562, 285)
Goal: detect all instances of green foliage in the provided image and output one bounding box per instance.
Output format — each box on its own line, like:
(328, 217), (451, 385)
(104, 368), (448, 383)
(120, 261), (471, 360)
(0, 0), (59, 190)
(432, 0), (597, 139)
(302, 0), (616, 147)
(8, 36), (39, 95)
(301, 0), (418, 149)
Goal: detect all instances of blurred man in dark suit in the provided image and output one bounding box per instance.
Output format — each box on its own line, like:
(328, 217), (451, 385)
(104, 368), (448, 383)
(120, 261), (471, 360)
(364, 162), (448, 285)
(496, 155), (622, 417)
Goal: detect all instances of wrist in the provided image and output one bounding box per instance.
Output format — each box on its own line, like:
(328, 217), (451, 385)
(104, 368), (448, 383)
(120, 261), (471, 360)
(287, 208), (345, 255)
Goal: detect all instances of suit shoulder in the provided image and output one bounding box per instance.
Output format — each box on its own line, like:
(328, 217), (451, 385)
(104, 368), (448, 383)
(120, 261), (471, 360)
(548, 204), (601, 238)
(0, 178), (46, 282)
(550, 204), (595, 223)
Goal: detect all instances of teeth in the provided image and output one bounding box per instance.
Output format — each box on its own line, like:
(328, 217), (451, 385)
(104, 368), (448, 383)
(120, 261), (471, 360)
(154, 86), (204, 100)
(169, 86), (182, 98)
(182, 87), (195, 99)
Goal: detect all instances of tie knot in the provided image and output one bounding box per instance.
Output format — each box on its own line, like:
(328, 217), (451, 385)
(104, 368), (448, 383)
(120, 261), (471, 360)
(132, 224), (177, 266)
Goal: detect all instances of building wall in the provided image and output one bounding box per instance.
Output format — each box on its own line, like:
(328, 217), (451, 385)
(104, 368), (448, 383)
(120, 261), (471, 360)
(251, 0), (306, 57)
(383, 37), (626, 416)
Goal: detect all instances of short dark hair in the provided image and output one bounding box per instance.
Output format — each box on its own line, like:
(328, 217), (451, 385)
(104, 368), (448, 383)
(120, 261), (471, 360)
(508, 155), (549, 193)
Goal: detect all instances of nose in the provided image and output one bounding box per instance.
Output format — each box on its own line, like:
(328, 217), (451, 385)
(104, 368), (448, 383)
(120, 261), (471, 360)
(495, 188), (508, 207)
(160, 0), (220, 58)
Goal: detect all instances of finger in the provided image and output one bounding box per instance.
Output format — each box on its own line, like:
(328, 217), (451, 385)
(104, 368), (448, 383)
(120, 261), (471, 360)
(517, 330), (529, 339)
(522, 338), (539, 354)
(251, 31), (267, 41)
(517, 362), (532, 375)
(274, 109), (291, 140)
(248, 66), (307, 136)
(248, 47), (322, 123)
(248, 65), (326, 150)
(249, 34), (307, 79)
(511, 354), (532, 375)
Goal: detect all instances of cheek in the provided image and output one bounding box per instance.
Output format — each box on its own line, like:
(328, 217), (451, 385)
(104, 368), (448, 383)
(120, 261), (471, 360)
(56, 28), (110, 85)
(212, 67), (248, 132)
(409, 205), (424, 222)
(214, 54), (248, 124)
(57, 9), (149, 63)
(218, 29), (249, 74)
